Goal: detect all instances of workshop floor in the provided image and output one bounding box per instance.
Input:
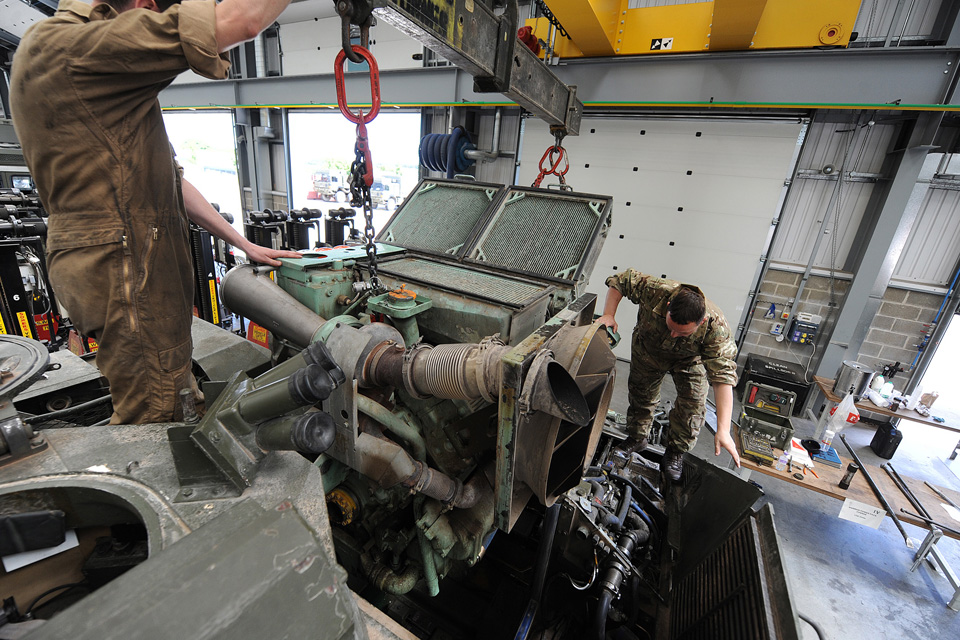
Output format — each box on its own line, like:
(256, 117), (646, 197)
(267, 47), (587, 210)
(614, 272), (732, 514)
(608, 360), (960, 639)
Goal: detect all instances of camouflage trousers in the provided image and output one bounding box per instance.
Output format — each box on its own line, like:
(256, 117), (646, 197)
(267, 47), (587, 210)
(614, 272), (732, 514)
(626, 348), (708, 453)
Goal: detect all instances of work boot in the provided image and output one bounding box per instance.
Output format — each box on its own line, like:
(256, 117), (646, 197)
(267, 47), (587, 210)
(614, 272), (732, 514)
(620, 436), (648, 455)
(662, 449), (684, 482)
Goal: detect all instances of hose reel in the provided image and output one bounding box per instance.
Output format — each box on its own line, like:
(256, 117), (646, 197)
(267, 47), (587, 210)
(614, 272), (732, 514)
(419, 127), (476, 178)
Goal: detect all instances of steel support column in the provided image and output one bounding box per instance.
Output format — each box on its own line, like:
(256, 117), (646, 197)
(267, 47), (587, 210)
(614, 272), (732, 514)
(815, 112), (943, 377)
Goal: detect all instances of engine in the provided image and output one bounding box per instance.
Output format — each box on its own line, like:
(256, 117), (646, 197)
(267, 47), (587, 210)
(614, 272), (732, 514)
(214, 179), (618, 602)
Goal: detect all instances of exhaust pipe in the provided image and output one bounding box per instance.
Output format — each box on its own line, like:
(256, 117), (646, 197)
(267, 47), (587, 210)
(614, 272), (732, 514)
(221, 265), (326, 348)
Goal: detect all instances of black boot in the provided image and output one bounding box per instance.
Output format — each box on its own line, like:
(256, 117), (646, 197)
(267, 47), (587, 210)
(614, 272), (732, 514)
(662, 449), (684, 482)
(620, 436), (649, 455)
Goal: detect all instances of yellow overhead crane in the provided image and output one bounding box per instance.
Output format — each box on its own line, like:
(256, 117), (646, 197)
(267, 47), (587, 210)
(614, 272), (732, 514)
(525, 0), (863, 58)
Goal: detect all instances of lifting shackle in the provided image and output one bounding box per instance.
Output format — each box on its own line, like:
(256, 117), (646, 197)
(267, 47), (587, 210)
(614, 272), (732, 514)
(334, 45), (382, 125)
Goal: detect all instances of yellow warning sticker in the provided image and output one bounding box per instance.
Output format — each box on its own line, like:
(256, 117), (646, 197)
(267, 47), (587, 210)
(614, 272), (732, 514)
(0, 314), (7, 334)
(209, 280), (219, 324)
(16, 312), (33, 339)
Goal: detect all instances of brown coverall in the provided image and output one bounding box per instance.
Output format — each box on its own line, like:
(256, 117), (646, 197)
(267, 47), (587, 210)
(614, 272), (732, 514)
(10, 0), (230, 423)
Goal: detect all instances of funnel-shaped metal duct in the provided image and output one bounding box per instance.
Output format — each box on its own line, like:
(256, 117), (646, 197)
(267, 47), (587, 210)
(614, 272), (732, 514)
(221, 265), (326, 348)
(513, 322), (617, 517)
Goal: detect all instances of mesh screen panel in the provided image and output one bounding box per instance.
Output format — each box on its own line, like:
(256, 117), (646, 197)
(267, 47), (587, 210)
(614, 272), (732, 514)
(379, 257), (547, 306)
(671, 518), (773, 640)
(379, 182), (496, 255)
(471, 192), (600, 279)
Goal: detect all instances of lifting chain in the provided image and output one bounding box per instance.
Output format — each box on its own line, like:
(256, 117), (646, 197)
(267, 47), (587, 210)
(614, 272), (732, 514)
(335, 43), (382, 290)
(533, 0), (569, 40)
(532, 127), (570, 189)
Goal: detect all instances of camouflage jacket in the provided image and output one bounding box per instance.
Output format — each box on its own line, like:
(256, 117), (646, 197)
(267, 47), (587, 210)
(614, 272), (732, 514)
(605, 271), (738, 386)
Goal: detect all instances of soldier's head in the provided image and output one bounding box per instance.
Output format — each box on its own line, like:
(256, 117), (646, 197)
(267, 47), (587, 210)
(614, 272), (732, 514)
(97, 0), (181, 13)
(665, 286), (705, 337)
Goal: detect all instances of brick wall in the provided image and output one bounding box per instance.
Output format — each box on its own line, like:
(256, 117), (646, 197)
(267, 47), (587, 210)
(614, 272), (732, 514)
(738, 268), (940, 379)
(857, 289), (939, 370)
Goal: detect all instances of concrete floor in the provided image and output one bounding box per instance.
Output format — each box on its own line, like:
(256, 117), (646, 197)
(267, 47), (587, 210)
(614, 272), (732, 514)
(608, 360), (960, 639)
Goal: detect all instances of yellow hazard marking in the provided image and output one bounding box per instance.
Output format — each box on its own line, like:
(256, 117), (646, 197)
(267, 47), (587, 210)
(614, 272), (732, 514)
(0, 314), (7, 334)
(209, 280), (219, 324)
(16, 312), (33, 339)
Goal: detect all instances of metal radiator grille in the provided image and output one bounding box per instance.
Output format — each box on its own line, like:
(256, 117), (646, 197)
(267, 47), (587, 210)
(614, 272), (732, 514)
(378, 182), (497, 255)
(671, 518), (774, 640)
(471, 192), (600, 279)
(379, 257), (547, 306)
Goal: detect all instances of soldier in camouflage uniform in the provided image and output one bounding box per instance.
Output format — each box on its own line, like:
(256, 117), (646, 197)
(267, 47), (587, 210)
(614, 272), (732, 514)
(597, 271), (741, 481)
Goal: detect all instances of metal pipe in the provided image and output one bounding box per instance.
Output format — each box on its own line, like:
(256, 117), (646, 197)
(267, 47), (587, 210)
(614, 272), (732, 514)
(221, 265), (326, 348)
(884, 463), (929, 518)
(354, 433), (482, 509)
(838, 434), (915, 548)
(24, 394), (112, 425)
(360, 553), (419, 595)
(356, 395), (427, 462)
(899, 509), (960, 537)
(415, 497), (440, 597)
(925, 481), (960, 511)
(464, 107), (502, 162)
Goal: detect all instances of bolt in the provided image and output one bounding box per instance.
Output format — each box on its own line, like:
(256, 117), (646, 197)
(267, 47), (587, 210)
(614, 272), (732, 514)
(210, 432), (221, 443)
(183, 488), (194, 497)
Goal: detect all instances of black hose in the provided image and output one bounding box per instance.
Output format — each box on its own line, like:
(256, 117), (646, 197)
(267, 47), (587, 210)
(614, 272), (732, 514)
(594, 590), (614, 640)
(597, 504), (620, 530)
(531, 504), (561, 604)
(609, 473), (662, 515)
(615, 484), (632, 533)
(798, 612), (826, 640)
(630, 502), (658, 549)
(588, 480), (606, 503)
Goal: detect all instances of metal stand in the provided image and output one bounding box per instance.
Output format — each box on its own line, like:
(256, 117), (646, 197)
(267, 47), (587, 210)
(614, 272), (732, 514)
(909, 527), (960, 611)
(950, 435), (960, 461)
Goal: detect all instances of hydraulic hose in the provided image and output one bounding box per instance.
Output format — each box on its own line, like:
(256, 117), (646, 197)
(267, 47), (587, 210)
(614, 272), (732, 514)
(593, 590), (614, 640)
(615, 484), (632, 533)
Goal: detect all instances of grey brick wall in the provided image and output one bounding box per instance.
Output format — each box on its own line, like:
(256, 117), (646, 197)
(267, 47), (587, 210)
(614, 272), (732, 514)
(738, 269), (939, 379)
(855, 289), (939, 370)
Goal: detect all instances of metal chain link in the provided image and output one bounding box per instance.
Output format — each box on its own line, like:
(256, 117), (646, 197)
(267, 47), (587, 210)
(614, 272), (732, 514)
(532, 128), (570, 189)
(534, 0), (569, 39)
(348, 121), (382, 290)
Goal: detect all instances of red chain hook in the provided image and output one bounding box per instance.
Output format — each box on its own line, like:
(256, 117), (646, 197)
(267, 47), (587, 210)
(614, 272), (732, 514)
(532, 144), (569, 188)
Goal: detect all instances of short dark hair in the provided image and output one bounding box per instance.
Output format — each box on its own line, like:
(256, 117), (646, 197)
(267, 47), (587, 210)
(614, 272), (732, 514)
(668, 287), (706, 325)
(102, 0), (181, 12)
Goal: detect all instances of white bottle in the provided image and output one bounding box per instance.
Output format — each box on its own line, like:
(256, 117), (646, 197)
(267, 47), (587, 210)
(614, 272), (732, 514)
(870, 374), (885, 392)
(880, 381), (894, 398)
(906, 384), (922, 411)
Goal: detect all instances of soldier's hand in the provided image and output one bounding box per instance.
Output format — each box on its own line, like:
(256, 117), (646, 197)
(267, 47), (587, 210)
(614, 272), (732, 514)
(596, 314), (618, 334)
(715, 430), (741, 468)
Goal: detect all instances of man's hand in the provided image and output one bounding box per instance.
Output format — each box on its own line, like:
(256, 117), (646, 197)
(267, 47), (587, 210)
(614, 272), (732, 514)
(596, 313), (618, 333)
(243, 243), (301, 267)
(715, 429), (741, 468)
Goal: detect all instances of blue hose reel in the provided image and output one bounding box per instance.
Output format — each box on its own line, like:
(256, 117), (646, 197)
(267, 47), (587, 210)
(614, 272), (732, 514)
(419, 127), (476, 179)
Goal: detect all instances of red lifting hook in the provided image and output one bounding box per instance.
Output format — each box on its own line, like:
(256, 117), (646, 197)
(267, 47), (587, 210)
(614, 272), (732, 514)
(334, 45), (381, 124)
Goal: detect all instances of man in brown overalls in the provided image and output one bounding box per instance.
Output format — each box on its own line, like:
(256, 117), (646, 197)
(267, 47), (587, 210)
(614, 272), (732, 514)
(11, 0), (299, 424)
(597, 271), (741, 481)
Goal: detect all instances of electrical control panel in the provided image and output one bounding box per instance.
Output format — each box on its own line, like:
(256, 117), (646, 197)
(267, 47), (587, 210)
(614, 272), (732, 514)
(788, 312), (821, 344)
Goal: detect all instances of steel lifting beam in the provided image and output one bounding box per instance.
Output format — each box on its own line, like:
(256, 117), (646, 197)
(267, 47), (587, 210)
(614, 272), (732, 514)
(371, 0), (582, 135)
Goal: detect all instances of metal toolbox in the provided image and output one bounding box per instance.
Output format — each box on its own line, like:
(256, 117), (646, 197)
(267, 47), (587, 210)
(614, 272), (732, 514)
(740, 381), (796, 449)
